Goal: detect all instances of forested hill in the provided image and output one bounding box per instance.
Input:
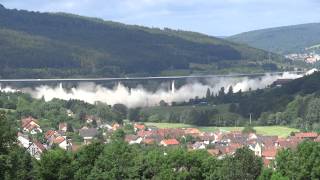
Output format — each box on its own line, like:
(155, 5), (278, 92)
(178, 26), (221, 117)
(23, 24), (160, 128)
(228, 23), (320, 54)
(0, 4), (287, 78)
(235, 71), (320, 116)
(226, 71), (320, 130)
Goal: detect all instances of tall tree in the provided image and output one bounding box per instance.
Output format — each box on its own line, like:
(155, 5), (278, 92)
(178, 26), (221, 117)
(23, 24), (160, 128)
(220, 147), (263, 180)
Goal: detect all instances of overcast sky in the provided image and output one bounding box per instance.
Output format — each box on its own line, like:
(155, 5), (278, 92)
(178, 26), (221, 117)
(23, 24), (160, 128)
(1, 0), (320, 36)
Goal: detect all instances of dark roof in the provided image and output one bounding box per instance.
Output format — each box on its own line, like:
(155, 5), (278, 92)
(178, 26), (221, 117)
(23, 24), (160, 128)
(79, 128), (98, 138)
(272, 79), (293, 86)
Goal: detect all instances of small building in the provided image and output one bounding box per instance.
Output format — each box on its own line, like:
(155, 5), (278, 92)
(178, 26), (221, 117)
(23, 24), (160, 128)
(134, 123), (145, 132)
(294, 132), (318, 140)
(125, 135), (143, 144)
(192, 142), (206, 150)
(17, 132), (30, 148)
(58, 122), (68, 132)
(27, 141), (46, 160)
(79, 128), (98, 145)
(248, 142), (262, 157)
(143, 138), (156, 145)
(112, 123), (120, 131)
(53, 136), (70, 150)
(184, 128), (201, 137)
(21, 117), (42, 134)
(207, 149), (221, 156)
(160, 139), (180, 147)
(262, 147), (277, 167)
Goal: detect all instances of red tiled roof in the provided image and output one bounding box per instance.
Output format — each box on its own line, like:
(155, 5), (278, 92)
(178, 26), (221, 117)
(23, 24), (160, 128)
(134, 124), (145, 130)
(143, 138), (155, 145)
(125, 135), (138, 142)
(262, 148), (277, 158)
(137, 130), (153, 137)
(21, 117), (39, 128)
(45, 130), (56, 139)
(34, 141), (46, 152)
(207, 149), (220, 156)
(53, 136), (65, 144)
(184, 128), (201, 135)
(161, 139), (180, 145)
(295, 132), (318, 138)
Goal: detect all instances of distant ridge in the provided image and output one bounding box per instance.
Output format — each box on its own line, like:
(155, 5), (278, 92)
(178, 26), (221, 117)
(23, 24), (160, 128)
(228, 23), (320, 54)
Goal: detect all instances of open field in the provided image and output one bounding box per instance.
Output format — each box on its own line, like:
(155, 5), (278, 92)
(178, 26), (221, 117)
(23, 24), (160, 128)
(143, 122), (300, 138)
(0, 108), (16, 112)
(144, 122), (194, 129)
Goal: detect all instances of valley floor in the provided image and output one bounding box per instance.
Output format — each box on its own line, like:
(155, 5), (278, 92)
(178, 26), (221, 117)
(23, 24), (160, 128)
(144, 123), (299, 138)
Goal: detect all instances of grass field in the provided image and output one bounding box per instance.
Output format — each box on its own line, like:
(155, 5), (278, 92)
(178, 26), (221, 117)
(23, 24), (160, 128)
(0, 108), (16, 112)
(143, 122), (299, 138)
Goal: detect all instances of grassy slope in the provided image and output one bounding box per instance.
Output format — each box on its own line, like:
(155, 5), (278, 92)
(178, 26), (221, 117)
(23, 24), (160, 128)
(228, 23), (320, 54)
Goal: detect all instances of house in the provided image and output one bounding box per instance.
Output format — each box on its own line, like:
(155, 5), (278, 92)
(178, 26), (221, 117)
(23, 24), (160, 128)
(248, 133), (258, 140)
(53, 136), (70, 150)
(58, 122), (68, 132)
(314, 136), (320, 142)
(134, 123), (145, 132)
(79, 128), (98, 145)
(184, 128), (201, 137)
(85, 115), (95, 124)
(160, 139), (180, 146)
(99, 123), (113, 130)
(143, 138), (156, 145)
(157, 128), (185, 139)
(294, 132), (318, 140)
(17, 132), (30, 148)
(66, 109), (75, 117)
(137, 130), (153, 138)
(147, 126), (158, 131)
(21, 117), (42, 134)
(27, 141), (46, 160)
(125, 135), (143, 144)
(44, 130), (57, 145)
(248, 142), (262, 156)
(275, 138), (300, 149)
(258, 136), (278, 148)
(112, 123), (120, 131)
(192, 142), (206, 150)
(207, 149), (221, 156)
(199, 132), (216, 144)
(262, 147), (277, 167)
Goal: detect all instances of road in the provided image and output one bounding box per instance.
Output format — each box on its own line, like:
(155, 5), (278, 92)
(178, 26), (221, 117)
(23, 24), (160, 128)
(0, 71), (305, 82)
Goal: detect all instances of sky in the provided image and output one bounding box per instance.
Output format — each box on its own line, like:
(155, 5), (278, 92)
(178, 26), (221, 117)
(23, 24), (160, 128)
(1, 0), (320, 36)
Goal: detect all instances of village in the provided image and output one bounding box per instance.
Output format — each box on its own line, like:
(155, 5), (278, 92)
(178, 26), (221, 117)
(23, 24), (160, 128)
(17, 115), (320, 167)
(285, 52), (320, 63)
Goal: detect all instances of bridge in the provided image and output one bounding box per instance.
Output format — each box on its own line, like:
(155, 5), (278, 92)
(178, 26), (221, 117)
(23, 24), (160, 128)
(0, 71), (305, 82)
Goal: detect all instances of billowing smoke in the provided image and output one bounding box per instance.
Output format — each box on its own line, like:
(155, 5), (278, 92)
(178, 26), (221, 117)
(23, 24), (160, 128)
(0, 86), (19, 93)
(0, 72), (299, 108)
